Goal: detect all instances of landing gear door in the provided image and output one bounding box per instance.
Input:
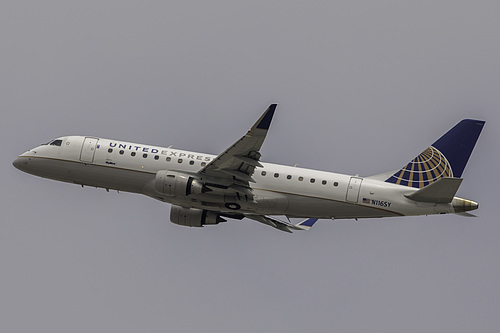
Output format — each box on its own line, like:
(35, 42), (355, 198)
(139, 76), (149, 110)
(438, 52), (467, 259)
(346, 177), (363, 203)
(80, 137), (98, 163)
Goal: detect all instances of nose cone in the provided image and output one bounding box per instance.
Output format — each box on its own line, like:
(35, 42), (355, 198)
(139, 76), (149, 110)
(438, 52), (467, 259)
(13, 154), (35, 173)
(13, 156), (28, 172)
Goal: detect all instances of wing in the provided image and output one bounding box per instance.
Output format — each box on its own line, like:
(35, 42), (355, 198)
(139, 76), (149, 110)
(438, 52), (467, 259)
(198, 104), (277, 193)
(245, 215), (319, 233)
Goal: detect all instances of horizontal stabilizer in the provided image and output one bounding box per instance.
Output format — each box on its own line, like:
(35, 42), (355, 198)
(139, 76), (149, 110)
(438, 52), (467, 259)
(456, 212), (477, 217)
(405, 177), (462, 203)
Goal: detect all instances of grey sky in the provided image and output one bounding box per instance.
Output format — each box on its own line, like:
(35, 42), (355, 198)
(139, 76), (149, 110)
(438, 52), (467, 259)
(2, 1), (499, 332)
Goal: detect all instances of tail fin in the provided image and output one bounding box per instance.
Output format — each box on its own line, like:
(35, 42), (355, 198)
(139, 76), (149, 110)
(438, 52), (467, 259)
(385, 119), (485, 188)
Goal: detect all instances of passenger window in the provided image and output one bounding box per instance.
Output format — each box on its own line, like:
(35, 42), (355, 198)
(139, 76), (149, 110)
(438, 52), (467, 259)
(143, 153), (148, 158)
(310, 178), (315, 183)
(261, 171), (267, 176)
(131, 152), (136, 157)
(201, 162), (207, 166)
(333, 182), (339, 187)
(50, 140), (63, 146)
(119, 150), (124, 155)
(178, 159), (183, 163)
(322, 180), (327, 185)
(189, 160), (194, 165)
(287, 175), (292, 180)
(154, 155), (159, 160)
(274, 173), (279, 178)
(108, 148), (113, 153)
(298, 176), (304, 181)
(166, 157), (171, 162)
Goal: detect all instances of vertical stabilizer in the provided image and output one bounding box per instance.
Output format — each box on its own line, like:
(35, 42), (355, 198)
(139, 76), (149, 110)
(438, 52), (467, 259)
(385, 119), (484, 188)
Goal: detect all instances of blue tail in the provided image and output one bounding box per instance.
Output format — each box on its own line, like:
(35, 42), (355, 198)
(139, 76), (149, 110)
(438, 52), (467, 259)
(385, 119), (485, 188)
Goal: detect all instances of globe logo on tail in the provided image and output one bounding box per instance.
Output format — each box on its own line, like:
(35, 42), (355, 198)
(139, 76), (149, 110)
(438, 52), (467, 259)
(386, 146), (453, 188)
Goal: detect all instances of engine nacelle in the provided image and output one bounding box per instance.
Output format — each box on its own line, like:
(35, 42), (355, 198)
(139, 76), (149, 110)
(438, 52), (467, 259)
(170, 205), (226, 227)
(155, 170), (204, 197)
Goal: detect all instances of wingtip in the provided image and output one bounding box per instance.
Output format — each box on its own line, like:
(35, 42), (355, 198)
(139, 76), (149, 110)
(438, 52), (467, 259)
(255, 104), (277, 130)
(295, 218), (319, 231)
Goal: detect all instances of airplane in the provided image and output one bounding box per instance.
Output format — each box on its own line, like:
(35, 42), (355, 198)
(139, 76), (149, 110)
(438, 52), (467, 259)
(13, 104), (484, 232)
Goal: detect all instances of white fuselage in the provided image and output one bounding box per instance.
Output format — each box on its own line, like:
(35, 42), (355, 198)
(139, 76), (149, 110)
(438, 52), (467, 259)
(13, 135), (476, 220)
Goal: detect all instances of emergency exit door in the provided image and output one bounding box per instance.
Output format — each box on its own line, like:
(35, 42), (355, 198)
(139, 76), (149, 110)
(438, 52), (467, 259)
(80, 137), (98, 163)
(346, 177), (363, 203)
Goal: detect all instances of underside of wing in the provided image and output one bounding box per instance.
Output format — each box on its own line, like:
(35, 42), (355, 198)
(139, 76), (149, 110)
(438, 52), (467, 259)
(245, 215), (319, 233)
(198, 104), (277, 194)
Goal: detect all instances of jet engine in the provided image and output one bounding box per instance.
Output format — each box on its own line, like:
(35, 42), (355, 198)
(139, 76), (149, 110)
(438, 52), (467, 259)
(155, 170), (204, 197)
(170, 205), (226, 227)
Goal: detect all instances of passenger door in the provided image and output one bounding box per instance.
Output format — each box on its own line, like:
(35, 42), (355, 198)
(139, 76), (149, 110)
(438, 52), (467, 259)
(80, 137), (98, 163)
(346, 177), (363, 203)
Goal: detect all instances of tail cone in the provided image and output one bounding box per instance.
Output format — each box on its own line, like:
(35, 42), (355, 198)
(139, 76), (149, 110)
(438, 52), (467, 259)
(452, 197), (479, 213)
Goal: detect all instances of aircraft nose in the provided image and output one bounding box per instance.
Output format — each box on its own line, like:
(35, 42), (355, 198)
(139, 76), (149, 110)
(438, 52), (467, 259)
(13, 156), (28, 172)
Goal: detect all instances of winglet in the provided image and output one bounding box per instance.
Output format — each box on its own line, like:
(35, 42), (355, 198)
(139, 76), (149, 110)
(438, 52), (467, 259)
(252, 104), (277, 131)
(294, 218), (319, 231)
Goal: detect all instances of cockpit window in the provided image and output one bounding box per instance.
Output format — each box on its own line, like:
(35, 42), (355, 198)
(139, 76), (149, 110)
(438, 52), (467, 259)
(49, 139), (63, 146)
(43, 139), (63, 146)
